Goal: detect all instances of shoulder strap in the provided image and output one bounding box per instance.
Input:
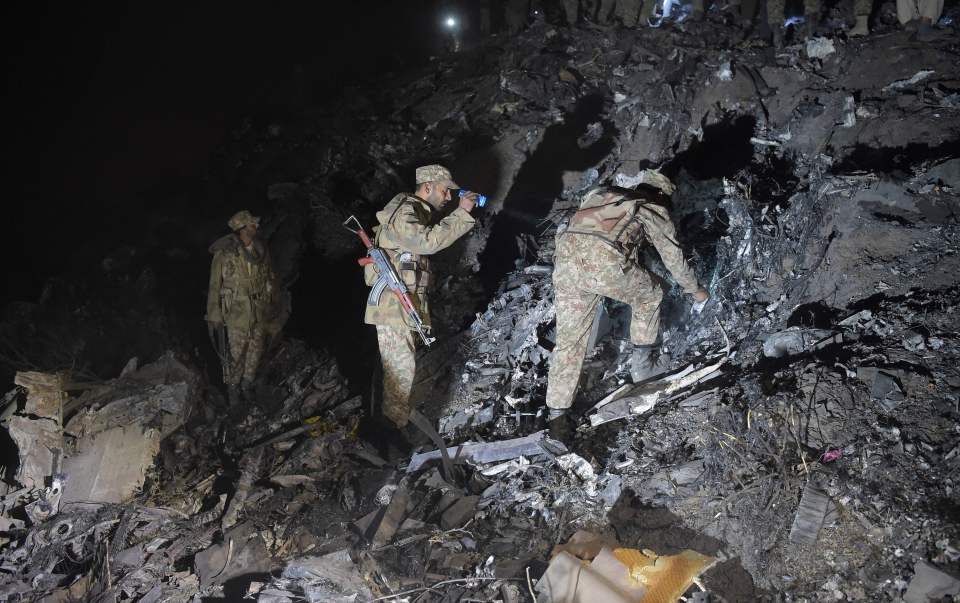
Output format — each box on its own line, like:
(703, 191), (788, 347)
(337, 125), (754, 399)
(375, 195), (419, 246)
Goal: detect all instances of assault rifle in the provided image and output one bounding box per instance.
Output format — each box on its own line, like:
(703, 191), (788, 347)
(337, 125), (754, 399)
(343, 215), (436, 346)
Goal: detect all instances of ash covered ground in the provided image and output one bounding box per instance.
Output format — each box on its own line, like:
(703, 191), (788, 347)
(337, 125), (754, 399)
(1, 5), (960, 602)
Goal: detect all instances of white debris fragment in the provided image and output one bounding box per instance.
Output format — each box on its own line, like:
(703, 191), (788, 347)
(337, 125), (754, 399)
(805, 37), (836, 59)
(481, 456), (531, 477)
(504, 394), (524, 407)
(614, 171), (645, 188)
(841, 96), (856, 128)
(375, 484), (398, 506)
(556, 453), (598, 497)
(614, 92), (627, 103)
(883, 70), (935, 93)
(716, 61), (733, 81)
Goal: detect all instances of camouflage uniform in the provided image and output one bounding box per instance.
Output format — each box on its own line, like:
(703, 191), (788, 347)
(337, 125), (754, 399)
(616, 0), (643, 25)
(546, 185), (702, 411)
(364, 165), (475, 427)
(896, 0), (940, 23)
(206, 211), (277, 389)
(639, 0), (658, 24)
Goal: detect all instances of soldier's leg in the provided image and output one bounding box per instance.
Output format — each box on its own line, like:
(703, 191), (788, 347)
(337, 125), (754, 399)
(896, 0), (916, 24)
(850, 0), (871, 33)
(767, 0), (785, 28)
(616, 0), (641, 24)
(692, 0), (706, 20)
(377, 325), (417, 428)
(240, 326), (267, 389)
(803, 0), (820, 35)
(918, 0), (942, 22)
(592, 266), (663, 346)
(598, 0), (617, 23)
(562, 0), (580, 23)
(545, 237), (601, 412)
(225, 327), (247, 387)
(639, 0), (658, 23)
(590, 266), (666, 382)
(582, 0), (599, 20)
(766, 0), (786, 44)
(546, 287), (601, 411)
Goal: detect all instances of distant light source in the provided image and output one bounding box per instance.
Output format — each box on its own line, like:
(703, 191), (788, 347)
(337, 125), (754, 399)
(445, 16), (457, 28)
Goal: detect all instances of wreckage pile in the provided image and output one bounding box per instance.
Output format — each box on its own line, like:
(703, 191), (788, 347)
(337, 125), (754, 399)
(2, 6), (960, 603)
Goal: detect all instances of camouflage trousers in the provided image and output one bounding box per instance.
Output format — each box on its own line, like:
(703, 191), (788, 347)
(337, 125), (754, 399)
(376, 325), (417, 428)
(896, 0), (941, 23)
(224, 325), (266, 388)
(546, 234), (663, 410)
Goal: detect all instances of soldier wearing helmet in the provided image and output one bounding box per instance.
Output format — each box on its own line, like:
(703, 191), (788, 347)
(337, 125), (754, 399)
(206, 210), (278, 404)
(546, 170), (709, 438)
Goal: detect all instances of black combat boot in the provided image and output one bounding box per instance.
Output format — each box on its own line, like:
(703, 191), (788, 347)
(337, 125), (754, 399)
(547, 408), (574, 445)
(367, 416), (412, 462)
(631, 345), (672, 383)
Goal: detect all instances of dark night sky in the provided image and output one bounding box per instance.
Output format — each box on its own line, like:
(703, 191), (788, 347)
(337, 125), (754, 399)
(3, 1), (445, 304)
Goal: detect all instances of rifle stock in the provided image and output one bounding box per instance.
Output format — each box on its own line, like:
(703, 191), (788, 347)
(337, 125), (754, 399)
(343, 216), (436, 346)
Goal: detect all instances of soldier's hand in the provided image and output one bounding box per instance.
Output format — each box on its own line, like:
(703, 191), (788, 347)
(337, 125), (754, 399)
(692, 288), (710, 303)
(458, 191), (478, 212)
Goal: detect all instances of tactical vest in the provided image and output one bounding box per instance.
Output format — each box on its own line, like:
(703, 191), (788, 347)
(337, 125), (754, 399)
(565, 187), (656, 254)
(213, 238), (273, 329)
(364, 194), (432, 292)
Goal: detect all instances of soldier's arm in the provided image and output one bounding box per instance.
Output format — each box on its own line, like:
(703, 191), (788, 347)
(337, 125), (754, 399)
(640, 205), (702, 294)
(205, 252), (225, 323)
(393, 203), (476, 255)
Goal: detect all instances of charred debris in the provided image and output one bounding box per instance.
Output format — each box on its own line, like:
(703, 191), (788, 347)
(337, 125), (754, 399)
(2, 10), (960, 603)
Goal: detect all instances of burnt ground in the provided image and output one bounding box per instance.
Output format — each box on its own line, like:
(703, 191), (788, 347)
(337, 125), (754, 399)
(2, 3), (960, 602)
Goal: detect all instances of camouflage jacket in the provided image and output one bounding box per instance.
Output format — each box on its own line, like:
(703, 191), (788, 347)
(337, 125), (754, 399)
(206, 234), (276, 331)
(363, 193), (475, 330)
(564, 186), (701, 294)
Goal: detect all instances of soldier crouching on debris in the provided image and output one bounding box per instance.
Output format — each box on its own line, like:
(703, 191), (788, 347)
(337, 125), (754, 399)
(545, 171), (709, 438)
(206, 210), (278, 405)
(365, 165), (478, 439)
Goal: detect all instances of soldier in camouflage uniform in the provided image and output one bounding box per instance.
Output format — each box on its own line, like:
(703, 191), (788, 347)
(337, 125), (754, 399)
(206, 210), (278, 403)
(545, 171), (709, 428)
(364, 165), (477, 429)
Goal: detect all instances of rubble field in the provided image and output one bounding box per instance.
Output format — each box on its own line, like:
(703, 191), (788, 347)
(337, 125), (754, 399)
(2, 5), (960, 602)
